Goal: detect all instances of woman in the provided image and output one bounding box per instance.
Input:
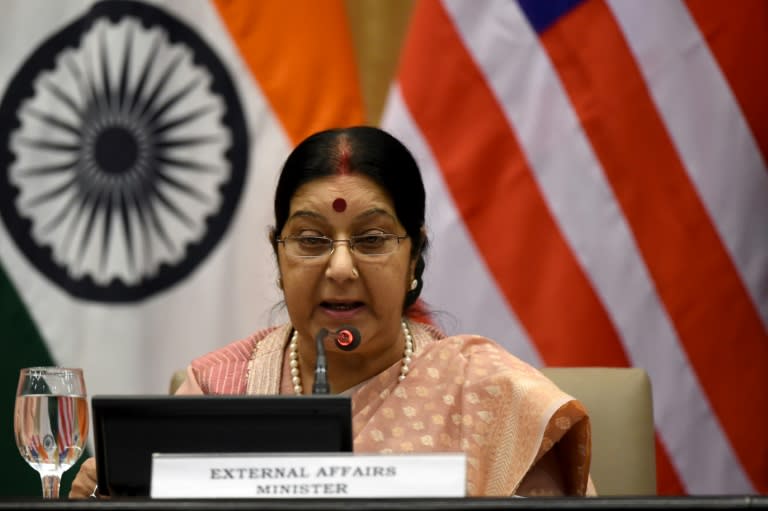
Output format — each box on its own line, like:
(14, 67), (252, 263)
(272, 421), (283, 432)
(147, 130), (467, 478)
(71, 126), (593, 497)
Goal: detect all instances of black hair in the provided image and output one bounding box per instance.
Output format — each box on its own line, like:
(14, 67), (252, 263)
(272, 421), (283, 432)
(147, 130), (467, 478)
(270, 126), (428, 311)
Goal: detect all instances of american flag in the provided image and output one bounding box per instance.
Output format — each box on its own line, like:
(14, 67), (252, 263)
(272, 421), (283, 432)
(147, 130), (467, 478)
(382, 0), (767, 494)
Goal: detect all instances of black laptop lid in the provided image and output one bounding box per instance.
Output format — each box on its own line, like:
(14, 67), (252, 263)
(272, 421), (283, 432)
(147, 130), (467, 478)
(92, 395), (353, 497)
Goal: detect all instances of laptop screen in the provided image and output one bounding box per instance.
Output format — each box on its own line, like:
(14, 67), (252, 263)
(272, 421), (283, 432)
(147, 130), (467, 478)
(91, 395), (353, 496)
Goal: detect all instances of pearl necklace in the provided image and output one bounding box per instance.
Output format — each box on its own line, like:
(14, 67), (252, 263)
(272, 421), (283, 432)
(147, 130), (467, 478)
(288, 320), (414, 395)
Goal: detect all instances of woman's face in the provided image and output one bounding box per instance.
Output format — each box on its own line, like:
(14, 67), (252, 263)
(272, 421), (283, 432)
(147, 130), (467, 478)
(277, 174), (416, 356)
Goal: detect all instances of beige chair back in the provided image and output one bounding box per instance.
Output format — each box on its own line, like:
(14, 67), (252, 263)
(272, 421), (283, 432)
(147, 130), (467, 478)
(540, 367), (656, 496)
(169, 369), (187, 395)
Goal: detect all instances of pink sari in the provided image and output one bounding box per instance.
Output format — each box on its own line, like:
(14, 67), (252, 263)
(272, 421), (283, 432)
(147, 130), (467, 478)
(176, 322), (592, 496)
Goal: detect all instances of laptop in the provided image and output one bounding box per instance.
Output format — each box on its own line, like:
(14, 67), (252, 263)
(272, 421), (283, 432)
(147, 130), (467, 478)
(91, 395), (353, 497)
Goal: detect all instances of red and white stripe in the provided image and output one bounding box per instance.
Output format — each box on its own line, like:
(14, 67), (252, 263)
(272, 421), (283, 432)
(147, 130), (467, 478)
(382, 0), (767, 494)
(56, 396), (75, 449)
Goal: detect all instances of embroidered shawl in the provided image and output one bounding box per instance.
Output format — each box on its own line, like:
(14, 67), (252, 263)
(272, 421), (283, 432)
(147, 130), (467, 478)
(177, 322), (591, 496)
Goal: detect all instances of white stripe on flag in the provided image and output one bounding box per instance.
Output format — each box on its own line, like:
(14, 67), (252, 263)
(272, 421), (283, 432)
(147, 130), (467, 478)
(442, 0), (753, 493)
(608, 0), (768, 332)
(381, 87), (542, 366)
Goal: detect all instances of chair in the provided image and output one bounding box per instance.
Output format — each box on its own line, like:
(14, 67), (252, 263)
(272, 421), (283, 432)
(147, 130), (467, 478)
(169, 369), (186, 394)
(540, 367), (656, 496)
(168, 366), (656, 495)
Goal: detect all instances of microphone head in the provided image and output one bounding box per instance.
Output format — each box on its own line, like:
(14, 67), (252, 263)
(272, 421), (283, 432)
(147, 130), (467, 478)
(334, 325), (361, 351)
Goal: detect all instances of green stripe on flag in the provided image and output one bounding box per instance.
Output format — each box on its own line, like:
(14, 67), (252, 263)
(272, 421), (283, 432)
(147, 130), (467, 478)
(0, 264), (85, 497)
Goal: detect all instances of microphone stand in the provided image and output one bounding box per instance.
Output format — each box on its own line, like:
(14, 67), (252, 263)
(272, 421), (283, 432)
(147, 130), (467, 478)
(312, 328), (330, 395)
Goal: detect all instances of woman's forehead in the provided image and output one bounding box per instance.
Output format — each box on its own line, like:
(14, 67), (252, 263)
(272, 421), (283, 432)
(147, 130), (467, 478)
(290, 174), (394, 212)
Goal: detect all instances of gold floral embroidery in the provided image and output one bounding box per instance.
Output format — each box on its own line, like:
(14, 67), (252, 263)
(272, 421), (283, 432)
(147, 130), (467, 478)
(472, 433), (486, 446)
(477, 410), (493, 423)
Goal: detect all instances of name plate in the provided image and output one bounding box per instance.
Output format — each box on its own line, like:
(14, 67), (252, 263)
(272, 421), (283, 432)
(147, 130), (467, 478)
(151, 452), (466, 498)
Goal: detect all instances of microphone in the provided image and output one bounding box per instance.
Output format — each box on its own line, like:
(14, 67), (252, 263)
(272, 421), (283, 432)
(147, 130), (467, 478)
(312, 325), (362, 395)
(334, 325), (361, 351)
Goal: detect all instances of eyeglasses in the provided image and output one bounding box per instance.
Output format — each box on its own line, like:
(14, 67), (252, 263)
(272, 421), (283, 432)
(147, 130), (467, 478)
(276, 233), (409, 259)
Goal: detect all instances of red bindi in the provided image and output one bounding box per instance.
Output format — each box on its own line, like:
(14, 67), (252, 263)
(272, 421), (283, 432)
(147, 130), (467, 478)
(332, 198), (347, 212)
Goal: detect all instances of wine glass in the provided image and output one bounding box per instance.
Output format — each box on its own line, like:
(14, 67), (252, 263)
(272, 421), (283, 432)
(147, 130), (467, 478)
(14, 367), (88, 499)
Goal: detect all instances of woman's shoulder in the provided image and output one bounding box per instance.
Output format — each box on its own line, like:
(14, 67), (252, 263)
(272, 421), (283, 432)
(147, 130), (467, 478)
(190, 325), (282, 370)
(187, 325), (287, 395)
(418, 327), (538, 368)
(414, 327), (558, 391)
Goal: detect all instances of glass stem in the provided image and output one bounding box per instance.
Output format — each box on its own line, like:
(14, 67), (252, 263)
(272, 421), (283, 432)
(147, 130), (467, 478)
(41, 475), (60, 499)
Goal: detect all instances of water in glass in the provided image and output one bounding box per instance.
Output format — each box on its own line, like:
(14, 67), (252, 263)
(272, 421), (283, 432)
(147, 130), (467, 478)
(14, 367), (88, 499)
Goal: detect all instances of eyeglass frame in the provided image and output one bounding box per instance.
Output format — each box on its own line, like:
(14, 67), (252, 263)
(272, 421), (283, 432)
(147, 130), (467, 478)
(275, 233), (410, 259)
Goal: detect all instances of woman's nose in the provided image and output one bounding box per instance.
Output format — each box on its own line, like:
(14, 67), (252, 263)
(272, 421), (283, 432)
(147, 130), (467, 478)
(325, 242), (357, 281)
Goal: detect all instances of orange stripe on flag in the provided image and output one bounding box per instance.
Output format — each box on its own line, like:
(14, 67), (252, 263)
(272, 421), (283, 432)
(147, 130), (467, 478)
(399, 0), (628, 367)
(685, 0), (768, 164)
(213, 0), (365, 145)
(541, 0), (768, 491)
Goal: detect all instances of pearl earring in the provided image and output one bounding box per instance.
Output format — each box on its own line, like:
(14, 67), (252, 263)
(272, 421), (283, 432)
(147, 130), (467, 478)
(276, 277), (283, 289)
(410, 278), (418, 291)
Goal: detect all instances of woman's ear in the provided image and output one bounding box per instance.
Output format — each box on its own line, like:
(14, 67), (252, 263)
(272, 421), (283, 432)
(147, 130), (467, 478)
(409, 227), (426, 278)
(270, 228), (286, 291)
(268, 227), (278, 250)
(413, 226), (427, 260)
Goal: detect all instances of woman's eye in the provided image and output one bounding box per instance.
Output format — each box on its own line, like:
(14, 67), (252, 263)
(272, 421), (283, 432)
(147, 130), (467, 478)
(355, 235), (386, 248)
(298, 236), (326, 246)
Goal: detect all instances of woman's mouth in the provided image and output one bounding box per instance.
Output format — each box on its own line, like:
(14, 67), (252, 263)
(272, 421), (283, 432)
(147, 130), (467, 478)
(322, 301), (363, 310)
(321, 301), (364, 318)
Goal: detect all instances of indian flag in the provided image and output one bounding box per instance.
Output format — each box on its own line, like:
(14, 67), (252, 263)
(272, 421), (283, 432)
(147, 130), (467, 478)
(382, 0), (768, 495)
(0, 0), (364, 496)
